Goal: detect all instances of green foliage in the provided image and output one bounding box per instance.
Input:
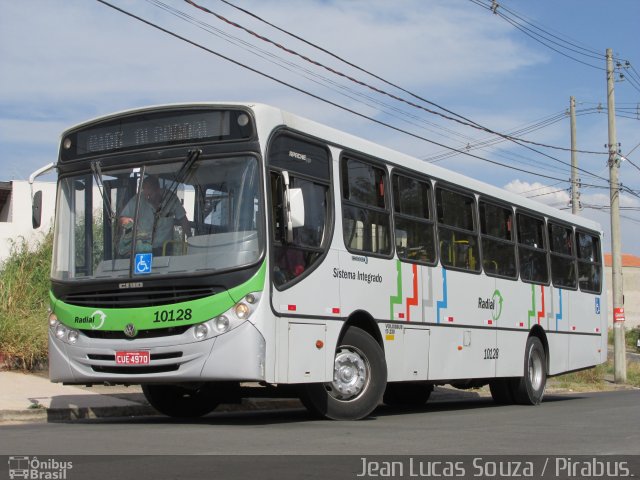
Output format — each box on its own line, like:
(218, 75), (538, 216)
(0, 232), (52, 369)
(552, 363), (609, 391)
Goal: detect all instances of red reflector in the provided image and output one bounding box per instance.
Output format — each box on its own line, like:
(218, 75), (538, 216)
(447, 317), (454, 323)
(332, 307), (340, 315)
(398, 313), (405, 319)
(287, 305), (297, 312)
(487, 320), (493, 325)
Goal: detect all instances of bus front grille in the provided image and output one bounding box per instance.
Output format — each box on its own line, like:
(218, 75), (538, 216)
(87, 352), (183, 361)
(61, 286), (219, 308)
(91, 364), (180, 375)
(81, 325), (191, 340)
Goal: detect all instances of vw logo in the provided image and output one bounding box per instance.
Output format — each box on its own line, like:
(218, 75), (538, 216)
(124, 323), (138, 338)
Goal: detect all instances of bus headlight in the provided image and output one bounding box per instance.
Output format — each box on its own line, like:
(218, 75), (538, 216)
(214, 315), (230, 333)
(196, 292), (262, 340)
(194, 324), (209, 340)
(235, 303), (250, 320)
(49, 313), (80, 344)
(55, 324), (67, 340)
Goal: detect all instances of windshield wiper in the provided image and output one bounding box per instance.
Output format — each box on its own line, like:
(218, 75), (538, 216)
(90, 160), (115, 221)
(156, 148), (201, 217)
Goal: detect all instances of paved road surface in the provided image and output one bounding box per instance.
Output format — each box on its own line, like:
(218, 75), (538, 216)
(1, 389), (638, 456)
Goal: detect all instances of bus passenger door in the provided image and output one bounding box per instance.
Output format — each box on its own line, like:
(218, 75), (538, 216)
(267, 134), (338, 384)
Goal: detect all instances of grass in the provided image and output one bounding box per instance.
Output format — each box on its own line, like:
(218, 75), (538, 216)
(0, 232), (52, 370)
(608, 327), (640, 352)
(552, 359), (640, 390)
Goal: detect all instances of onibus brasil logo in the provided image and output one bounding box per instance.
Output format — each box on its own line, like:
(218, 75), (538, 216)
(8, 456), (73, 479)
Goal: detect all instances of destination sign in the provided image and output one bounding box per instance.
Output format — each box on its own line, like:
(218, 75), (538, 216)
(61, 109), (252, 161)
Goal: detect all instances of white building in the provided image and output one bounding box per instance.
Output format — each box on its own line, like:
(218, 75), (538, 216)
(0, 180), (56, 264)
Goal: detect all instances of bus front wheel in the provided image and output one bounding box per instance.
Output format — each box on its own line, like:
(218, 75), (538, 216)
(300, 327), (387, 420)
(142, 383), (226, 418)
(510, 336), (547, 405)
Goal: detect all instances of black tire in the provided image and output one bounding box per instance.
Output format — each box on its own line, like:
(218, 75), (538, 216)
(142, 382), (232, 418)
(300, 327), (387, 420)
(510, 336), (547, 405)
(383, 382), (433, 407)
(489, 378), (514, 405)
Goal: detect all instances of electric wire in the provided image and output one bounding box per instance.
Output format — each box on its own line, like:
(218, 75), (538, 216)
(95, 0), (586, 185)
(146, 0), (610, 184)
(183, 0), (609, 158)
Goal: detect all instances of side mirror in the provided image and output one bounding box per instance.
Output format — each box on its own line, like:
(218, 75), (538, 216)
(282, 171), (305, 243)
(32, 190), (43, 229)
(288, 188), (305, 228)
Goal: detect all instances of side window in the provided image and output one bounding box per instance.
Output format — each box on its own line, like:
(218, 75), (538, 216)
(268, 134), (331, 288)
(341, 157), (391, 255)
(517, 213), (548, 284)
(479, 200), (516, 279)
(436, 187), (480, 272)
(576, 231), (602, 294)
(392, 173), (436, 265)
(548, 222), (577, 289)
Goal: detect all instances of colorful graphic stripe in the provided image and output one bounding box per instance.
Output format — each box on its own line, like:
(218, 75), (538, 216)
(389, 260), (403, 320)
(405, 264), (419, 322)
(555, 288), (563, 331)
(436, 268), (448, 324)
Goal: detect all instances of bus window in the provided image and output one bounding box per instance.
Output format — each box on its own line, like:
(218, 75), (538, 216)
(517, 213), (548, 284)
(548, 222), (577, 289)
(268, 134), (331, 287)
(341, 157), (391, 256)
(392, 173), (435, 265)
(576, 231), (602, 293)
(479, 200), (516, 279)
(436, 187), (480, 272)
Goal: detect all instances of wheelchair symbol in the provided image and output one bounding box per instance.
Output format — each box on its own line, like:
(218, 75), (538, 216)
(595, 298), (601, 315)
(135, 253), (153, 274)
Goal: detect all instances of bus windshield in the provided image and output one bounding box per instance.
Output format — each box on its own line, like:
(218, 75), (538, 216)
(52, 155), (263, 280)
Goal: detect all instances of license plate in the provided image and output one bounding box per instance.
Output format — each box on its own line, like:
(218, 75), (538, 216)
(115, 351), (150, 365)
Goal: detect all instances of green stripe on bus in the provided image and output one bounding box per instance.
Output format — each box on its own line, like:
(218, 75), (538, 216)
(50, 261), (266, 332)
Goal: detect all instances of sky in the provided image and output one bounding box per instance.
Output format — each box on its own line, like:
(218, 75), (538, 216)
(1, 0), (639, 255)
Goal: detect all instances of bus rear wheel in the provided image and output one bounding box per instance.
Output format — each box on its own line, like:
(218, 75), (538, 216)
(142, 382), (230, 418)
(510, 336), (547, 405)
(300, 327), (387, 420)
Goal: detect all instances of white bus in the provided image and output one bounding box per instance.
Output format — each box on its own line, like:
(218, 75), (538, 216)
(36, 103), (607, 420)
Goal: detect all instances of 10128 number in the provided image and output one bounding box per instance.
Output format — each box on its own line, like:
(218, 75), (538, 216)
(483, 348), (499, 360)
(153, 308), (192, 323)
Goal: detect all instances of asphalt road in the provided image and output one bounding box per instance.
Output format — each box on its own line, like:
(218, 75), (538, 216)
(1, 389), (639, 456)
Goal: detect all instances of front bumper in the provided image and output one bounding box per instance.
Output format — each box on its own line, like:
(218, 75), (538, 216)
(49, 321), (266, 384)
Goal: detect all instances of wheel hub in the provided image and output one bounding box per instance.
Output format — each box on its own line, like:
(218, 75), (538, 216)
(329, 348), (369, 400)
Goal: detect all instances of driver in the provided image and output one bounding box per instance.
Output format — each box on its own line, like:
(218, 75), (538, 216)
(119, 175), (191, 256)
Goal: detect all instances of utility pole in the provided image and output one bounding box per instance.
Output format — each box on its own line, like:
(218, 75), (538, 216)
(570, 96), (579, 214)
(606, 48), (626, 383)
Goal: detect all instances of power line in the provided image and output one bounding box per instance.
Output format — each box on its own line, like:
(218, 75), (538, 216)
(146, 0), (612, 184)
(183, 0), (609, 158)
(470, 0), (605, 70)
(95, 0), (584, 185)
